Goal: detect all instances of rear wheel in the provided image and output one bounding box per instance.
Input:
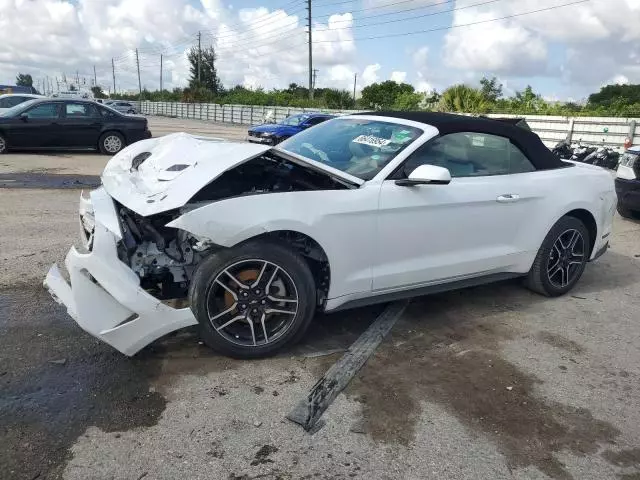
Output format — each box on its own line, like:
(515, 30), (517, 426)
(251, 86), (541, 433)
(0, 134), (6, 154)
(99, 131), (125, 154)
(189, 241), (316, 358)
(525, 216), (590, 297)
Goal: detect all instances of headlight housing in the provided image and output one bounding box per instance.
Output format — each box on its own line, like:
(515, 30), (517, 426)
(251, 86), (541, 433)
(260, 132), (273, 138)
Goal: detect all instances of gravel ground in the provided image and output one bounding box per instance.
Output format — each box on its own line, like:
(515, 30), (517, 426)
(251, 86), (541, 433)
(0, 116), (639, 480)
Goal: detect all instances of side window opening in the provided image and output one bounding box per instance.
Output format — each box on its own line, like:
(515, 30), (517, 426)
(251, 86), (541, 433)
(396, 131), (536, 179)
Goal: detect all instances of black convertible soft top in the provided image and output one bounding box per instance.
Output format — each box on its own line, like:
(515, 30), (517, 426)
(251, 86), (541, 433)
(352, 111), (563, 170)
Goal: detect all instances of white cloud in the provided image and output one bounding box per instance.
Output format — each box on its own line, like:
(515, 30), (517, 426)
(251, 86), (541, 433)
(443, 0), (640, 88)
(444, 10), (547, 75)
(0, 0), (356, 93)
(390, 71), (407, 83)
(361, 63), (381, 86)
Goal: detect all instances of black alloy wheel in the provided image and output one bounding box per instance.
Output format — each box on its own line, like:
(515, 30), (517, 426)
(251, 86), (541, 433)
(190, 241), (316, 358)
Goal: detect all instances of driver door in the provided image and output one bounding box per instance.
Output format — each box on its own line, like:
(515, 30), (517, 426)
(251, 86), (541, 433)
(373, 131), (541, 291)
(9, 102), (62, 148)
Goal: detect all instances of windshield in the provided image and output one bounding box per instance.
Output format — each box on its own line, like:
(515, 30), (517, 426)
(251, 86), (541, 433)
(0, 99), (39, 117)
(279, 117), (423, 180)
(280, 114), (308, 126)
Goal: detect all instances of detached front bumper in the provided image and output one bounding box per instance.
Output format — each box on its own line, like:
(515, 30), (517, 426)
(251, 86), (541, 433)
(43, 187), (197, 356)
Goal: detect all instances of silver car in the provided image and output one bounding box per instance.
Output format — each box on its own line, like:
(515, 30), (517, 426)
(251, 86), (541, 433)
(108, 101), (138, 114)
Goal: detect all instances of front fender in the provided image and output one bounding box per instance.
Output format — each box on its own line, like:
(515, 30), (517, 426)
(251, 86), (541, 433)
(167, 189), (379, 299)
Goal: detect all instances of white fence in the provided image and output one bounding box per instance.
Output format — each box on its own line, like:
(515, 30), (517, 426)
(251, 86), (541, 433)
(137, 101), (639, 149)
(138, 102), (357, 126)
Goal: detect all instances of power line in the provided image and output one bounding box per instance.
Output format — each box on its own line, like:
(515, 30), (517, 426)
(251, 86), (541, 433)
(313, 0), (366, 7)
(313, 0), (593, 42)
(317, 0), (459, 23)
(303, 0), (509, 33)
(314, 0), (423, 16)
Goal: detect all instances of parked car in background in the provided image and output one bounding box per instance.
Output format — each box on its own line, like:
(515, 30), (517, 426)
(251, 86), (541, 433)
(247, 112), (335, 145)
(0, 98), (151, 154)
(44, 112), (615, 359)
(615, 146), (640, 218)
(108, 101), (138, 114)
(0, 93), (46, 113)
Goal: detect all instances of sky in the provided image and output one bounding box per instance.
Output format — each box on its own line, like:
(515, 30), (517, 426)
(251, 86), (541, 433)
(0, 0), (639, 101)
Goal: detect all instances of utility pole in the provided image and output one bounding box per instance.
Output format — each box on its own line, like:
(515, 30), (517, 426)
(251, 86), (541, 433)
(76, 70), (79, 86)
(353, 73), (357, 103)
(135, 48), (142, 100)
(160, 54), (163, 98)
(111, 58), (116, 95)
(93, 65), (97, 87)
(312, 69), (318, 90)
(45, 75), (49, 95)
(197, 31), (202, 83)
(307, 0), (313, 100)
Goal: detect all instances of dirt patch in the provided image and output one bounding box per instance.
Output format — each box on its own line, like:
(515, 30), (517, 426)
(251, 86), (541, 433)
(602, 448), (640, 467)
(346, 292), (619, 479)
(537, 331), (585, 355)
(0, 287), (236, 480)
(251, 445), (279, 466)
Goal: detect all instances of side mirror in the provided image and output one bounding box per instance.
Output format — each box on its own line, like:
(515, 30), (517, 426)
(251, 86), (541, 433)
(395, 164), (451, 186)
(19, 113), (28, 122)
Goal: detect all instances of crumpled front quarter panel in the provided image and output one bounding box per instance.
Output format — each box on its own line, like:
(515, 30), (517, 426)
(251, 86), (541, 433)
(168, 186), (380, 299)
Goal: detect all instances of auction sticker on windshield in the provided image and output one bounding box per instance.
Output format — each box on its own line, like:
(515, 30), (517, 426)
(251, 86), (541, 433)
(352, 135), (391, 148)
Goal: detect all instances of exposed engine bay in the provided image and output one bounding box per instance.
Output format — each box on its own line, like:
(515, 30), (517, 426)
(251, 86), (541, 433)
(115, 152), (344, 301)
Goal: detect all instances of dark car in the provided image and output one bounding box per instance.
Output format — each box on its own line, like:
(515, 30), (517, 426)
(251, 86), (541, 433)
(615, 147), (640, 219)
(247, 112), (334, 145)
(0, 98), (151, 155)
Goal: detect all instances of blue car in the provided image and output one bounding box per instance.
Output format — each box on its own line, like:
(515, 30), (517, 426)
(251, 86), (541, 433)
(247, 112), (335, 145)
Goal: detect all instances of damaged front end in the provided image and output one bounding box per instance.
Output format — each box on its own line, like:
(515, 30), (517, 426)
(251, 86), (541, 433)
(44, 133), (351, 355)
(44, 187), (201, 356)
(117, 206), (212, 301)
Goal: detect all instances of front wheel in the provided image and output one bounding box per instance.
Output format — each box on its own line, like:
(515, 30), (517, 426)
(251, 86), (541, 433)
(189, 241), (316, 358)
(99, 131), (125, 154)
(525, 216), (590, 297)
(0, 134), (6, 154)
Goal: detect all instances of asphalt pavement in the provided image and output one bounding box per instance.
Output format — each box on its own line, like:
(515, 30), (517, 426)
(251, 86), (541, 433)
(1, 116), (639, 480)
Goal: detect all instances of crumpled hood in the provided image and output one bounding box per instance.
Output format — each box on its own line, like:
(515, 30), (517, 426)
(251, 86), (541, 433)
(102, 132), (271, 216)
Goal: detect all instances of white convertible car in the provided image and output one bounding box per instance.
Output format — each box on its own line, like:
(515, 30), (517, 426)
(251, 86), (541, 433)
(44, 112), (616, 358)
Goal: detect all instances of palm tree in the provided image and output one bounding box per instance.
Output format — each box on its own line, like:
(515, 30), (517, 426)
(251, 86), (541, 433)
(438, 84), (490, 114)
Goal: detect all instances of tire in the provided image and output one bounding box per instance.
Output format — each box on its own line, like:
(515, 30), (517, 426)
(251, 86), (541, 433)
(189, 240), (316, 358)
(0, 133), (6, 154)
(99, 131), (125, 155)
(617, 204), (637, 219)
(525, 216), (590, 297)
(273, 136), (289, 145)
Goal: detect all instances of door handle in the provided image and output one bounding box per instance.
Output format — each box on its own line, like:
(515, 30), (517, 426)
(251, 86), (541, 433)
(497, 194), (520, 203)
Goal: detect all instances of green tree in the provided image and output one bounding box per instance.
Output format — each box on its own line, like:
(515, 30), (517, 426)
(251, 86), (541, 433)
(360, 81), (415, 109)
(91, 86), (107, 99)
(187, 45), (223, 94)
(510, 85), (546, 112)
(588, 84), (640, 108)
(479, 76), (503, 102)
(392, 91), (424, 111)
(15, 73), (33, 87)
(438, 84), (489, 113)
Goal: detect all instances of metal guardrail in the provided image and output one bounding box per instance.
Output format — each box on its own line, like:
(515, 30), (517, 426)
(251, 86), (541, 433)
(136, 101), (639, 148)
